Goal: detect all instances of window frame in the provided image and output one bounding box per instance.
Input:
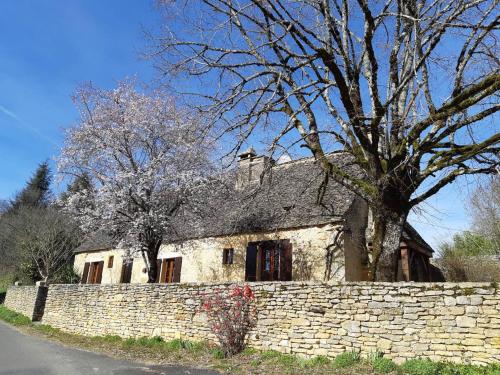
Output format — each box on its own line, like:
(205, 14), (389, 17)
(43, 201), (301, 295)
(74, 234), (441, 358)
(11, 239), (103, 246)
(156, 257), (182, 283)
(222, 248), (234, 265)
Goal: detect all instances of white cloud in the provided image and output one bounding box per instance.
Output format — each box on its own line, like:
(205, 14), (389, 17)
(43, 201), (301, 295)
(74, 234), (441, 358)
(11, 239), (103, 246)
(0, 104), (20, 121)
(0, 103), (59, 147)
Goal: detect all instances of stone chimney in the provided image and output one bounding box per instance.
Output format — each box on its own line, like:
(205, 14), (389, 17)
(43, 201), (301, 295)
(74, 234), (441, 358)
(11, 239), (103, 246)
(236, 146), (274, 189)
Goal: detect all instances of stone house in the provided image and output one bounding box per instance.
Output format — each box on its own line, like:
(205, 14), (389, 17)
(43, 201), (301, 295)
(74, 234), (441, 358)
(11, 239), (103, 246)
(74, 149), (435, 285)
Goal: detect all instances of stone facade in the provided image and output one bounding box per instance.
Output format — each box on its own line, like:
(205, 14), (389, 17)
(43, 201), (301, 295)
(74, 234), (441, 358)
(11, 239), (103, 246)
(73, 224), (345, 284)
(42, 282), (499, 365)
(4, 285), (48, 321)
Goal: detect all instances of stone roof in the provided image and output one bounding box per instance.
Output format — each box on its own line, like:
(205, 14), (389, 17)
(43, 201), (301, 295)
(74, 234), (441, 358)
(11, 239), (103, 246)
(75, 230), (114, 253)
(170, 152), (361, 240)
(402, 224), (434, 254)
(74, 152), (433, 254)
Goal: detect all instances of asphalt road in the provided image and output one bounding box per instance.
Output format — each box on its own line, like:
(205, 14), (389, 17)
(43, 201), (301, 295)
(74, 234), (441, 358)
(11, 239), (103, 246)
(0, 321), (218, 375)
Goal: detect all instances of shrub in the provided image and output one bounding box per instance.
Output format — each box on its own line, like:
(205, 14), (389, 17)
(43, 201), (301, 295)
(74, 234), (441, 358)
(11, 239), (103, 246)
(402, 359), (443, 375)
(372, 357), (398, 373)
(438, 256), (500, 282)
(333, 351), (361, 368)
(0, 272), (15, 293)
(200, 284), (256, 357)
(211, 348), (225, 359)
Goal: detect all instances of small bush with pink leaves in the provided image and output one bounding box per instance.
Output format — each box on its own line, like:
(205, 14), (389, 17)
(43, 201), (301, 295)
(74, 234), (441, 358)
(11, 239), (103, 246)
(200, 285), (257, 357)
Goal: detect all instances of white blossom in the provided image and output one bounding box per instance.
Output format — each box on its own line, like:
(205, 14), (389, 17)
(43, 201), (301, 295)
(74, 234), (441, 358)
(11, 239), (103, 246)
(58, 81), (216, 281)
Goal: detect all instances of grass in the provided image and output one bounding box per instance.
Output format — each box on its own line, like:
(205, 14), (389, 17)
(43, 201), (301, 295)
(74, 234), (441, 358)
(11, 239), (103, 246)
(0, 305), (499, 374)
(0, 304), (32, 326)
(401, 359), (500, 375)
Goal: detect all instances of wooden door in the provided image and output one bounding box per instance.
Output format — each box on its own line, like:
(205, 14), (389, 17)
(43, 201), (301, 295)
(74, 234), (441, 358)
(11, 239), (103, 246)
(88, 261), (104, 284)
(260, 242), (280, 281)
(159, 258), (182, 283)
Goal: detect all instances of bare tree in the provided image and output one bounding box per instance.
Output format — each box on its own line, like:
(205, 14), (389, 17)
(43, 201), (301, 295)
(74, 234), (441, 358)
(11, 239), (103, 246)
(470, 176), (500, 244)
(9, 207), (81, 283)
(151, 0), (499, 280)
(58, 81), (217, 282)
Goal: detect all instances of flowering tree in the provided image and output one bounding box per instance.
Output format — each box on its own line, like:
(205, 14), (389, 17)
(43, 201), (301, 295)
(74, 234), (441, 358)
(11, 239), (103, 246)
(58, 82), (215, 282)
(201, 285), (257, 356)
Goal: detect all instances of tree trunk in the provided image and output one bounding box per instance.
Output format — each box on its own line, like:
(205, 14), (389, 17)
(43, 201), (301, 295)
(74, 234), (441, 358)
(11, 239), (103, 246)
(143, 240), (162, 283)
(370, 212), (406, 281)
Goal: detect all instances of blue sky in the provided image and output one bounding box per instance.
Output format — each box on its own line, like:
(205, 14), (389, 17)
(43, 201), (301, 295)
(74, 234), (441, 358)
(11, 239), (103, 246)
(0, 0), (480, 251)
(0, 0), (157, 194)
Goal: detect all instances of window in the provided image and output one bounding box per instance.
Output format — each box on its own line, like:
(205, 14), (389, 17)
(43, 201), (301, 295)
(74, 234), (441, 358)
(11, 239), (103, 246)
(155, 257), (182, 283)
(108, 256), (114, 268)
(245, 240), (292, 282)
(222, 248), (234, 265)
(81, 261), (104, 284)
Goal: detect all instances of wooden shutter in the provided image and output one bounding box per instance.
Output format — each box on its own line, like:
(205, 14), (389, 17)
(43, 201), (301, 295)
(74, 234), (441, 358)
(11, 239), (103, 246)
(95, 261), (104, 284)
(160, 259), (168, 283)
(81, 262), (90, 284)
(173, 257), (182, 283)
(120, 262), (126, 283)
(155, 259), (162, 283)
(280, 240), (293, 281)
(245, 244), (257, 281)
(222, 249), (227, 264)
(120, 260), (133, 284)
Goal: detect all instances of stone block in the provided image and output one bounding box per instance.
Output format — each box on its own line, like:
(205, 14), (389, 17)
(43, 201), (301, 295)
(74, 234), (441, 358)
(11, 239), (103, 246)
(456, 316), (477, 328)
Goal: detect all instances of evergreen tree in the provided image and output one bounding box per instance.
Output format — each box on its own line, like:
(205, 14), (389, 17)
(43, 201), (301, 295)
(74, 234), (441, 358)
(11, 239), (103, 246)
(10, 161), (52, 210)
(59, 173), (92, 203)
(1, 161), (53, 281)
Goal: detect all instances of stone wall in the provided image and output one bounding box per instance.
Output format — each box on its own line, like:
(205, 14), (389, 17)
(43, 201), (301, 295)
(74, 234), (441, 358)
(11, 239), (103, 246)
(4, 285), (48, 321)
(42, 282), (499, 365)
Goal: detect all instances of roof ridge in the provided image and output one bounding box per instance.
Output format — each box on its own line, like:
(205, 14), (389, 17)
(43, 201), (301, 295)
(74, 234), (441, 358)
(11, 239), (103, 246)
(272, 150), (349, 169)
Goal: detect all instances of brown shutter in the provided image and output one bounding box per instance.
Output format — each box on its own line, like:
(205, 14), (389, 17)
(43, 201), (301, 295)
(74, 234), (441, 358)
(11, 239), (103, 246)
(160, 259), (168, 283)
(81, 262), (90, 284)
(173, 257), (182, 283)
(120, 262), (126, 283)
(222, 249), (227, 264)
(155, 259), (162, 283)
(121, 260), (133, 284)
(280, 240), (293, 281)
(95, 261), (104, 284)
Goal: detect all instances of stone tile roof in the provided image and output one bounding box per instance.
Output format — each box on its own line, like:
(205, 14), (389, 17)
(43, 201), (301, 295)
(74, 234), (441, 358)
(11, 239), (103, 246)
(402, 224), (434, 254)
(74, 152), (433, 254)
(170, 152), (361, 241)
(74, 230), (114, 253)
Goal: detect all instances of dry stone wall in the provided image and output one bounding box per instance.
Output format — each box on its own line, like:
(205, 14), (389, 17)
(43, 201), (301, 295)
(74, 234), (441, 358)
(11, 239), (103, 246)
(42, 282), (499, 365)
(4, 285), (48, 321)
